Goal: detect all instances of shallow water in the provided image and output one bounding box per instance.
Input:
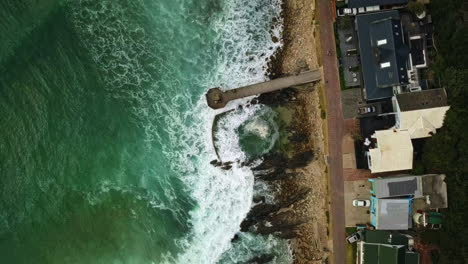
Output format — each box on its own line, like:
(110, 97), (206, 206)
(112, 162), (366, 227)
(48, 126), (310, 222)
(0, 0), (291, 263)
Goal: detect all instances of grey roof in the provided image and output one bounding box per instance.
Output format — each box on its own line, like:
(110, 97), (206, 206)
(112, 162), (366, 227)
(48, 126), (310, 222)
(356, 11), (409, 101)
(396, 88), (448, 111)
(376, 199), (411, 230)
(348, 0), (409, 8)
(372, 176), (423, 198)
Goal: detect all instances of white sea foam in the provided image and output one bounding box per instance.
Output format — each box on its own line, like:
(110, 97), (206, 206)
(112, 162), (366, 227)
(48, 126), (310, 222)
(176, 0), (289, 263)
(69, 0), (291, 263)
(244, 117), (271, 139)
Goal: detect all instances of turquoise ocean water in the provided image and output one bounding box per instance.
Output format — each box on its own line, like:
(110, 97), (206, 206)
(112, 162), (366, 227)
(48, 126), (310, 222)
(0, 0), (292, 263)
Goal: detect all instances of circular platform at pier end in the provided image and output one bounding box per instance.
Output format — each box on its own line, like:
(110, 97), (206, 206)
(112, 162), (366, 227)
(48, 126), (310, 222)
(206, 88), (228, 109)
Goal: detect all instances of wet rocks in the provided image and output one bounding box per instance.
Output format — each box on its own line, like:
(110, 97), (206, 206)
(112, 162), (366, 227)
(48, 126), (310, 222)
(252, 150), (314, 171)
(210, 159), (234, 170)
(254, 169), (296, 182)
(246, 254), (275, 264)
(240, 188), (311, 233)
(257, 87), (299, 107)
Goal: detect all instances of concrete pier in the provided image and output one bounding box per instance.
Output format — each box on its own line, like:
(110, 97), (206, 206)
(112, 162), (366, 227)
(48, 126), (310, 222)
(206, 70), (322, 109)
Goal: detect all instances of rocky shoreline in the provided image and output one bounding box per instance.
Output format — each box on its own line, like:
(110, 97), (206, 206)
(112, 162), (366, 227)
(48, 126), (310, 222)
(211, 0), (330, 262)
(249, 0), (331, 263)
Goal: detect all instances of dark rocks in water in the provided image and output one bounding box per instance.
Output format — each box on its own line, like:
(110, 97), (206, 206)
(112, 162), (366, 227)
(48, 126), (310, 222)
(246, 254), (275, 264)
(271, 36), (279, 43)
(252, 153), (287, 171)
(255, 170), (296, 182)
(221, 165), (232, 170)
(256, 221), (304, 238)
(240, 203), (280, 232)
(250, 98), (260, 105)
(211, 160), (235, 170)
(257, 87), (298, 107)
(253, 196), (266, 204)
(231, 233), (240, 243)
(240, 188), (311, 232)
(210, 159), (223, 167)
(253, 150), (314, 171)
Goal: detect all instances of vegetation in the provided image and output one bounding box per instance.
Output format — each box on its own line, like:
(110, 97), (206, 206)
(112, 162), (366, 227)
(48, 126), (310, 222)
(346, 228), (357, 264)
(333, 22), (349, 91)
(407, 1), (426, 15)
(417, 0), (468, 263)
(337, 16), (353, 30)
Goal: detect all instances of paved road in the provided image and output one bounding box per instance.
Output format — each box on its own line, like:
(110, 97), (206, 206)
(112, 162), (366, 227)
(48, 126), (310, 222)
(317, 0), (346, 263)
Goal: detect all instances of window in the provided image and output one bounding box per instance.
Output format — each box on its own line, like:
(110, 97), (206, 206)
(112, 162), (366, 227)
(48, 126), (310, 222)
(381, 62), (391, 68)
(377, 39), (387, 46)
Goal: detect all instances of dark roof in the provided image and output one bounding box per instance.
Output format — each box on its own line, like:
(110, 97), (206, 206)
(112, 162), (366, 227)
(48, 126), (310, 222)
(409, 38), (426, 66)
(405, 252), (420, 264)
(396, 88), (448, 111)
(356, 11), (409, 101)
(362, 230), (419, 264)
(363, 244), (406, 264)
(348, 0), (409, 8)
(364, 244), (380, 263)
(388, 178), (418, 197)
(369, 18), (409, 87)
(364, 230), (408, 245)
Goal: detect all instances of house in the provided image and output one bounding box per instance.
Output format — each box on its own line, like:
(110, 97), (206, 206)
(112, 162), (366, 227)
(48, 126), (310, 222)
(369, 174), (448, 209)
(370, 196), (413, 230)
(364, 89), (449, 173)
(357, 230), (420, 264)
(356, 10), (408, 101)
(392, 88), (450, 139)
(355, 10), (430, 101)
(367, 129), (413, 173)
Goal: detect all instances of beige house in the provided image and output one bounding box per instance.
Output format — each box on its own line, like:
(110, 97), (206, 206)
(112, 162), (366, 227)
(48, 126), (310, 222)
(392, 88), (450, 139)
(366, 89), (449, 174)
(367, 129), (413, 173)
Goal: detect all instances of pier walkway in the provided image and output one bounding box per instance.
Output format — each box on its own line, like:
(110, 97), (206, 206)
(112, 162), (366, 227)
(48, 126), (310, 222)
(206, 70), (321, 109)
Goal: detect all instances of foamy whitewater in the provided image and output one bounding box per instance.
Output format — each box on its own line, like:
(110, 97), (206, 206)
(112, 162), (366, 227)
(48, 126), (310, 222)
(0, 0), (292, 263)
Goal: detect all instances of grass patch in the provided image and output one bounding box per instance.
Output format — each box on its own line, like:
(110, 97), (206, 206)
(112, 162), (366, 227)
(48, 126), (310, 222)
(346, 227), (358, 264)
(321, 109), (326, 119)
(346, 242), (357, 264)
(333, 23), (348, 91)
